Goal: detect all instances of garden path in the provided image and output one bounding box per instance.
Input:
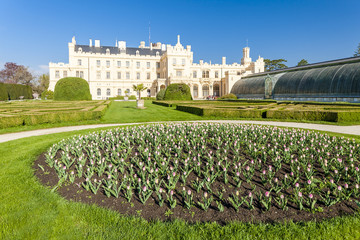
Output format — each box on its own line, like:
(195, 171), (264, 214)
(1, 120), (360, 143)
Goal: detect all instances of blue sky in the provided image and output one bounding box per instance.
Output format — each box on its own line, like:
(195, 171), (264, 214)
(0, 0), (359, 75)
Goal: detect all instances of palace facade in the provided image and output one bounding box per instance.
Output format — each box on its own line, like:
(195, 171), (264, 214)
(49, 36), (264, 99)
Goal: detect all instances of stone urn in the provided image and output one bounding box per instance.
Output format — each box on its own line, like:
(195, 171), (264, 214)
(124, 96), (129, 101)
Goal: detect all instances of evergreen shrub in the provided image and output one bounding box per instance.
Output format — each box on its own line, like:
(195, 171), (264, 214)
(156, 89), (166, 100)
(217, 93), (237, 100)
(129, 95), (137, 100)
(54, 77), (92, 101)
(164, 84), (192, 100)
(41, 90), (54, 100)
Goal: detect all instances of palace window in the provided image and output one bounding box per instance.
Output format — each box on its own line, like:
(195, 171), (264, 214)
(96, 71), (101, 79)
(126, 61), (130, 67)
(193, 71), (197, 78)
(147, 62), (150, 69)
(172, 58), (176, 65)
(117, 61), (121, 67)
(97, 88), (101, 96)
(80, 71), (84, 78)
(147, 72), (150, 79)
(63, 71), (67, 78)
(76, 71), (79, 77)
(237, 71), (241, 75)
(202, 70), (209, 78)
(78, 59), (82, 66)
(176, 70), (182, 77)
(136, 62), (140, 68)
(106, 72), (110, 79)
(55, 71), (60, 78)
(136, 50), (140, 56)
(193, 85), (198, 98)
(156, 62), (160, 68)
(117, 72), (121, 79)
(182, 58), (185, 65)
(106, 88), (111, 96)
(106, 60), (110, 68)
(157, 73), (160, 78)
(215, 71), (219, 78)
(118, 89), (122, 96)
(137, 72), (140, 80)
(126, 72), (130, 79)
(96, 60), (101, 67)
(202, 85), (209, 97)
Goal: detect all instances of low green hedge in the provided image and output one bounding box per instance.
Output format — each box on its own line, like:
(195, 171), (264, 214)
(217, 93), (237, 100)
(109, 96), (125, 100)
(129, 95), (137, 100)
(0, 101), (111, 128)
(266, 110), (338, 122)
(152, 101), (176, 107)
(41, 90), (54, 100)
(176, 105), (263, 118)
(141, 97), (156, 100)
(337, 111), (360, 122)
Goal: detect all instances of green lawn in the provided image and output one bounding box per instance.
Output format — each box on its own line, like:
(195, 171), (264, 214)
(1, 126), (360, 239)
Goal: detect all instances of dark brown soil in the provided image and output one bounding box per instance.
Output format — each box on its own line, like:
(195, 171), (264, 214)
(34, 153), (359, 225)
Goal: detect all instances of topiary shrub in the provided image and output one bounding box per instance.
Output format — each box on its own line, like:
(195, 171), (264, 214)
(109, 95), (125, 100)
(217, 93), (237, 100)
(156, 89), (166, 100)
(129, 95), (137, 100)
(41, 90), (54, 100)
(54, 77), (92, 101)
(0, 83), (8, 101)
(164, 84), (192, 100)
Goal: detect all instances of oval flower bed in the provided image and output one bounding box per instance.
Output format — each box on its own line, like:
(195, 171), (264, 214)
(35, 123), (360, 223)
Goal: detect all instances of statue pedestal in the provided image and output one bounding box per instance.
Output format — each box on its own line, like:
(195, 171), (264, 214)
(137, 99), (145, 108)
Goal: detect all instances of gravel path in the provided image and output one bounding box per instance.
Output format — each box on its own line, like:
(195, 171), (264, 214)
(1, 120), (360, 143)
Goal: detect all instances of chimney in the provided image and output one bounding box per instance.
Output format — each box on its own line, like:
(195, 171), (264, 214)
(89, 39), (92, 47)
(222, 57), (226, 65)
(95, 40), (100, 47)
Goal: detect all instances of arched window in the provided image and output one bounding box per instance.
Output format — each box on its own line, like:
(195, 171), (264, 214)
(213, 84), (220, 96)
(193, 85), (198, 98)
(106, 88), (111, 96)
(118, 89), (122, 96)
(147, 89), (151, 97)
(97, 88), (101, 96)
(202, 85), (209, 98)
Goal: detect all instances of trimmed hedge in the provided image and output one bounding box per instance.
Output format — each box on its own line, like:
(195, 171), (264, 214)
(54, 77), (92, 101)
(109, 96), (125, 100)
(0, 101), (111, 129)
(152, 101), (177, 107)
(141, 97), (156, 100)
(129, 95), (137, 100)
(156, 89), (166, 100)
(176, 105), (263, 118)
(5, 83), (33, 100)
(266, 110), (338, 122)
(164, 84), (192, 100)
(0, 83), (8, 101)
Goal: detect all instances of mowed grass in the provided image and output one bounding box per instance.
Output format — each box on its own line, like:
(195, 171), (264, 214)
(1, 126), (360, 239)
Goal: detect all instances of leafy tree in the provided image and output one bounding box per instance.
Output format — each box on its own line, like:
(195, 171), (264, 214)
(354, 43), (360, 57)
(133, 84), (147, 99)
(0, 62), (34, 85)
(264, 59), (288, 71)
(297, 59), (308, 66)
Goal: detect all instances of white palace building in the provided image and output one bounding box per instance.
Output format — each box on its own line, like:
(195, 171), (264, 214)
(49, 36), (265, 99)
